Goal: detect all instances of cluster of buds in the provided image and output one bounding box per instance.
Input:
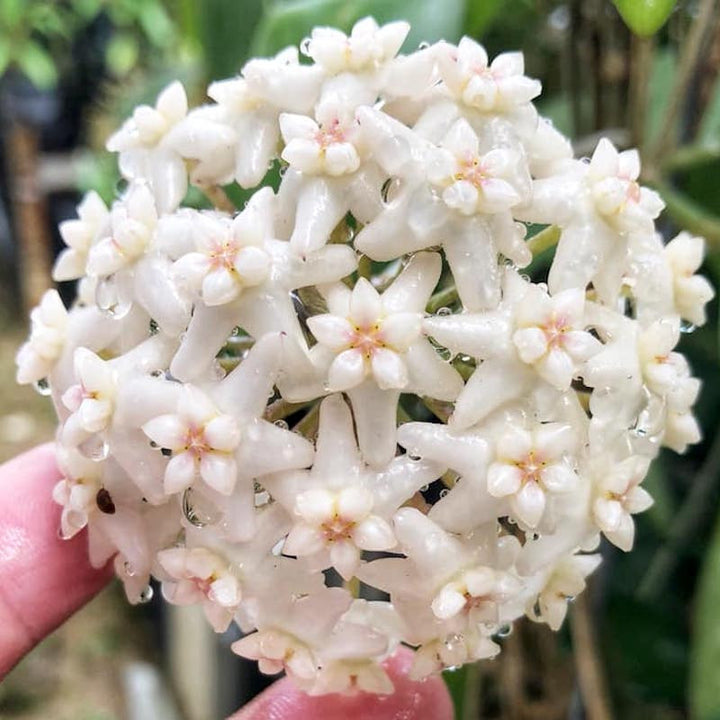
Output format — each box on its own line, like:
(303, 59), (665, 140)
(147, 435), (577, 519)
(17, 18), (713, 694)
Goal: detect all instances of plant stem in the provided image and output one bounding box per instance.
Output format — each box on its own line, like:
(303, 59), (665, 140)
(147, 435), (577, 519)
(637, 429), (720, 600)
(527, 225), (561, 256)
(628, 34), (654, 153)
(571, 592), (614, 720)
(202, 184), (236, 213)
(649, 0), (719, 163)
(427, 285), (459, 314)
(662, 142), (720, 173)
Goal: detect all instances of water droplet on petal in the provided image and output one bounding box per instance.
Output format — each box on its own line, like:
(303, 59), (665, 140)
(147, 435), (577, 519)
(300, 38), (312, 55)
(124, 560), (136, 577)
(33, 377), (52, 396)
(78, 434), (109, 462)
(182, 487), (221, 527)
(496, 624), (513, 638)
(274, 419), (289, 430)
(418, 41), (430, 49)
(408, 452), (422, 462)
(680, 320), (696, 334)
(138, 585), (154, 604)
(436, 306), (452, 316)
(439, 488), (450, 498)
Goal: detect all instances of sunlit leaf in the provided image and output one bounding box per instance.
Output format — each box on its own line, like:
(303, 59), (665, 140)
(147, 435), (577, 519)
(106, 33), (139, 76)
(17, 41), (58, 89)
(0, 0), (24, 29)
(613, 0), (676, 37)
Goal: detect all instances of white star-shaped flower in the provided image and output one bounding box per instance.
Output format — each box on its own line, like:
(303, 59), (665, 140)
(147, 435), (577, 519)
(592, 455), (652, 551)
(664, 232), (714, 327)
(427, 119), (523, 216)
(437, 37), (541, 113)
(487, 423), (578, 528)
(158, 546), (241, 632)
(107, 81), (189, 213)
(53, 192), (110, 281)
(16, 289), (69, 385)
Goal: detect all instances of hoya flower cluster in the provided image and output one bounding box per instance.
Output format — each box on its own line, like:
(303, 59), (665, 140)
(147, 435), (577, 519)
(18, 18), (713, 694)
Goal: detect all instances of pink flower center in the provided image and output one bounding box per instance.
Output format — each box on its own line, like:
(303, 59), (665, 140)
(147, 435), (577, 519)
(209, 238), (239, 271)
(541, 314), (571, 349)
(315, 118), (347, 149)
(183, 424), (211, 457)
(321, 514), (355, 542)
(516, 451), (546, 485)
(349, 323), (384, 357)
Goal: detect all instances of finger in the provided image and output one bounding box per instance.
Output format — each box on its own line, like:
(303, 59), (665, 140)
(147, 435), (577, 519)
(0, 444), (112, 678)
(229, 646), (454, 720)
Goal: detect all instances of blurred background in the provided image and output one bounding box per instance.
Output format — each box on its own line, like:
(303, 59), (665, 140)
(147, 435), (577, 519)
(1, 0), (720, 718)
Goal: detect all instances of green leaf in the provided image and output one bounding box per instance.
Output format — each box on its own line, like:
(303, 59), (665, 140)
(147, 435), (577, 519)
(251, 0), (466, 59)
(613, 0), (676, 37)
(138, 2), (175, 48)
(197, 0), (264, 80)
(443, 665), (467, 720)
(690, 506), (720, 720)
(17, 41), (58, 89)
(0, 36), (10, 76)
(0, 0), (24, 29)
(464, 0), (503, 38)
(71, 0), (103, 21)
(106, 33), (139, 76)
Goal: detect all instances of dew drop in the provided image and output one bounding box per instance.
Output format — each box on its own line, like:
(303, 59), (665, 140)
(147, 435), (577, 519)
(124, 560), (136, 577)
(439, 488), (450, 498)
(436, 306), (452, 316)
(138, 585), (154, 604)
(496, 624), (513, 638)
(407, 452), (422, 462)
(418, 41), (430, 50)
(274, 419), (289, 430)
(78, 434), (109, 462)
(419, 484), (430, 492)
(182, 487), (221, 528)
(680, 320), (697, 334)
(300, 37), (312, 55)
(33, 377), (52, 396)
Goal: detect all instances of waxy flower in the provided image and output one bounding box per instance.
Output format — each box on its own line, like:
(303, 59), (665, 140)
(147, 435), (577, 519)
(587, 138), (664, 233)
(172, 206), (271, 306)
(487, 423), (578, 528)
(305, 17), (409, 75)
(143, 386), (241, 495)
(437, 37), (541, 113)
(158, 547), (241, 632)
(107, 81), (189, 213)
(428, 119), (523, 216)
(512, 285), (602, 390)
(87, 182), (158, 278)
(62, 348), (117, 433)
(16, 289), (68, 385)
(53, 192), (110, 281)
(592, 455), (653, 551)
(664, 232), (714, 327)
(529, 554), (601, 630)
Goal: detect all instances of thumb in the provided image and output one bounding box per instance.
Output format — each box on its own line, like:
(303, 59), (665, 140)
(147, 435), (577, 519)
(229, 647), (454, 720)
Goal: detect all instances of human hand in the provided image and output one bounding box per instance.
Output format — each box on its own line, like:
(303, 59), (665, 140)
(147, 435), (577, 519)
(0, 445), (453, 719)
